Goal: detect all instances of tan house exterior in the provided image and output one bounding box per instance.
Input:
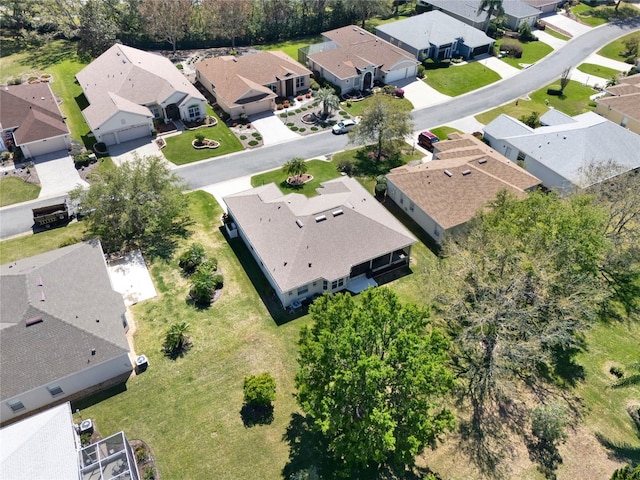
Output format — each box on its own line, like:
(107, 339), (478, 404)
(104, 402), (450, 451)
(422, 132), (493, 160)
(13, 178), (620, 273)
(302, 25), (418, 94)
(195, 51), (312, 119)
(76, 43), (206, 145)
(386, 133), (541, 243)
(595, 73), (640, 135)
(224, 177), (416, 309)
(0, 240), (133, 425)
(0, 83), (71, 159)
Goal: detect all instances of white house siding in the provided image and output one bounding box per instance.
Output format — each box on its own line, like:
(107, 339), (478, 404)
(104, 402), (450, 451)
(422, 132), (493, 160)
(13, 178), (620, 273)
(387, 180), (445, 243)
(521, 155), (575, 193)
(178, 98), (206, 122)
(20, 135), (70, 159)
(384, 60), (418, 84)
(1, 354), (132, 424)
(94, 112), (153, 146)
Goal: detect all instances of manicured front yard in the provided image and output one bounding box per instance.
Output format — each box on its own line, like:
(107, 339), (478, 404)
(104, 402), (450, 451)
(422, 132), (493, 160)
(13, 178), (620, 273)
(251, 158), (343, 196)
(495, 39), (554, 69)
(542, 28), (570, 42)
(475, 79), (596, 125)
(342, 93), (413, 117)
(429, 126), (464, 141)
(162, 113), (243, 165)
(571, 2), (639, 27)
(423, 61), (501, 96)
(577, 62), (623, 80)
(0, 177), (41, 207)
(598, 31), (640, 63)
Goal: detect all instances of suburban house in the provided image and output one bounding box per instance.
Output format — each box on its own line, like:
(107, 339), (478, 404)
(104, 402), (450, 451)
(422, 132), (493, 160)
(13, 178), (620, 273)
(223, 176), (416, 309)
(375, 11), (495, 61)
(301, 25), (418, 94)
(76, 43), (206, 146)
(483, 111), (640, 192)
(0, 240), (133, 425)
(386, 133), (541, 243)
(417, 0), (540, 31)
(595, 72), (640, 135)
(195, 51), (312, 119)
(0, 83), (71, 158)
(0, 402), (139, 480)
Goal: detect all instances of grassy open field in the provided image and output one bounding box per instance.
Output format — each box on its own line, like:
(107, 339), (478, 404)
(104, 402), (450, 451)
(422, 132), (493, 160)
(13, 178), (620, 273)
(598, 31), (640, 62)
(475, 79), (596, 124)
(423, 61), (501, 96)
(0, 177), (41, 207)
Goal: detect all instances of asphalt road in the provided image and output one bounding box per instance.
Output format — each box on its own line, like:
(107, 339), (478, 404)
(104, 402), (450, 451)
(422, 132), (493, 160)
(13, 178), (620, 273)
(2, 18), (639, 240)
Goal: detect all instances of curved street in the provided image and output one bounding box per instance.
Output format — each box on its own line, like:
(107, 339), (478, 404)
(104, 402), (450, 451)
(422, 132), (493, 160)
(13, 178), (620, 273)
(1, 17), (639, 240)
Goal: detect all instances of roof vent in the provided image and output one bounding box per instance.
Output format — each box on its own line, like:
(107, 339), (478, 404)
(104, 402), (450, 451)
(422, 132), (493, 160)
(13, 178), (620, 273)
(332, 209), (344, 217)
(315, 215), (327, 222)
(40, 291), (46, 301)
(478, 159), (487, 164)
(36, 276), (43, 286)
(444, 170), (453, 177)
(296, 219), (304, 228)
(26, 317), (43, 327)
(462, 170), (471, 175)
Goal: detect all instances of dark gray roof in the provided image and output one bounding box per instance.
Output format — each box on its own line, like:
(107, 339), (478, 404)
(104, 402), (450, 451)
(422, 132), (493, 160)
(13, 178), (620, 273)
(427, 0), (539, 21)
(0, 240), (129, 400)
(376, 11), (494, 49)
(224, 177), (416, 292)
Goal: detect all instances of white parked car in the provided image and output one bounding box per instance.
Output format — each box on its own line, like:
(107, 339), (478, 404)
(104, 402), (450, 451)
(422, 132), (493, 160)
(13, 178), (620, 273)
(332, 119), (357, 134)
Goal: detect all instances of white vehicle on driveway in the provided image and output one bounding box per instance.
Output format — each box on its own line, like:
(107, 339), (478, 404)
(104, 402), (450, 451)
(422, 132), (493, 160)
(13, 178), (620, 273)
(332, 119), (357, 134)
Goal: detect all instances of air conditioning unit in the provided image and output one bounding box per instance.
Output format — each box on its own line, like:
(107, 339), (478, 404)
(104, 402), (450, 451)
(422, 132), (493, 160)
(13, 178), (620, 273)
(80, 419), (93, 434)
(135, 354), (149, 373)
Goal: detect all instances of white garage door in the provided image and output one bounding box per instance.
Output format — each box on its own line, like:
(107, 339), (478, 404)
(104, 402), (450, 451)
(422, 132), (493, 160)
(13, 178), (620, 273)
(116, 125), (151, 144)
(101, 132), (117, 146)
(23, 137), (68, 158)
(386, 65), (417, 84)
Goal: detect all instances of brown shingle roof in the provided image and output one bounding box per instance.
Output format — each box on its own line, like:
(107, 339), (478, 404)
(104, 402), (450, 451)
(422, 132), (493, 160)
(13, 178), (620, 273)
(0, 84), (69, 145)
(195, 51), (311, 107)
(308, 25), (416, 80)
(387, 134), (541, 230)
(597, 93), (640, 122)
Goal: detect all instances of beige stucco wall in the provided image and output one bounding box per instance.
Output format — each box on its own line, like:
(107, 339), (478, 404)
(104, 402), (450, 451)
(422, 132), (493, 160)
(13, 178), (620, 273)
(595, 103), (640, 135)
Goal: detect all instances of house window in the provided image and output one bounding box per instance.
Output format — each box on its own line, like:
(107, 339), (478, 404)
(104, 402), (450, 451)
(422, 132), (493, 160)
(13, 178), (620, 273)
(323, 280), (328, 290)
(150, 107), (161, 118)
(296, 77), (304, 88)
(8, 400), (25, 412)
(409, 201), (414, 212)
(331, 280), (338, 289)
(188, 105), (200, 119)
(517, 150), (526, 162)
(297, 285), (308, 295)
(48, 385), (63, 397)
(269, 84), (277, 93)
(621, 117), (629, 128)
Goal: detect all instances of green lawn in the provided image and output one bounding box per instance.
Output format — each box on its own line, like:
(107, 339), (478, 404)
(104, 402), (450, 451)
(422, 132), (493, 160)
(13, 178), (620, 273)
(598, 31), (640, 63)
(342, 93), (413, 117)
(542, 28), (570, 42)
(475, 79), (596, 124)
(251, 158), (342, 196)
(0, 177), (41, 207)
(423, 61), (501, 96)
(429, 126), (464, 140)
(162, 112), (243, 165)
(366, 2), (417, 29)
(495, 39), (554, 69)
(577, 62), (622, 81)
(0, 39), (94, 147)
(255, 35), (323, 63)
(571, 2), (639, 27)
(574, 319), (640, 462)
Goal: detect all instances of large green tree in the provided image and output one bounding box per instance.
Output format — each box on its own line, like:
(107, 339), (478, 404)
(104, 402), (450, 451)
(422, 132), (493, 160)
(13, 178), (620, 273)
(442, 190), (610, 477)
(349, 95), (413, 162)
(295, 288), (455, 475)
(200, 0), (252, 49)
(78, 0), (119, 58)
(139, 0), (192, 52)
(344, 0), (388, 29)
(477, 0), (504, 34)
(70, 155), (190, 256)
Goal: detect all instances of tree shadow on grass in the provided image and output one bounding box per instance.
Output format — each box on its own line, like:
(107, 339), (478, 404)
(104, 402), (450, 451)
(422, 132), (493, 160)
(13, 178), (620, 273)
(240, 404), (274, 427)
(352, 147), (404, 179)
(595, 432), (640, 466)
(281, 413), (332, 480)
(525, 436), (563, 480)
(21, 40), (77, 69)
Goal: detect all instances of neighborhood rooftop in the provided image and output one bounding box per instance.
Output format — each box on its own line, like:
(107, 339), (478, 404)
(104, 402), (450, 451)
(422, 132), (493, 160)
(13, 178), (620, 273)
(425, 0), (541, 21)
(223, 176), (416, 293)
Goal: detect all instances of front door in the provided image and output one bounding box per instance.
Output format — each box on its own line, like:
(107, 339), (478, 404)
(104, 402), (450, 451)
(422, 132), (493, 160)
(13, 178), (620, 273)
(286, 78), (293, 97)
(165, 104), (180, 121)
(363, 71), (372, 90)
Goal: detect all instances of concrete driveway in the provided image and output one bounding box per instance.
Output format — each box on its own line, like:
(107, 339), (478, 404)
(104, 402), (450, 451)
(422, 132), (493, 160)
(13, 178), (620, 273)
(542, 12), (593, 38)
(477, 55), (521, 79)
(34, 150), (88, 198)
(395, 78), (451, 109)
(108, 136), (165, 167)
(199, 175), (253, 212)
(249, 111), (300, 145)
(535, 29), (567, 50)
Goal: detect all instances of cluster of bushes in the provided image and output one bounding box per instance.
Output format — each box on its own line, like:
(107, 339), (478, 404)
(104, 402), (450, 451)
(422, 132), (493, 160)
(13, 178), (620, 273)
(500, 40), (523, 58)
(73, 152), (95, 168)
(179, 243), (223, 306)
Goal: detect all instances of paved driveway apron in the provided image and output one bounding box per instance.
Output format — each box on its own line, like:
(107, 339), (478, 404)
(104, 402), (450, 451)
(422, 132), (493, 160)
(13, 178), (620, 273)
(249, 111), (300, 145)
(34, 150), (88, 198)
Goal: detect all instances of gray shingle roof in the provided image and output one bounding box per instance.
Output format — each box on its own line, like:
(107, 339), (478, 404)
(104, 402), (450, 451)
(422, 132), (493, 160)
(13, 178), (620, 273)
(376, 11), (494, 50)
(0, 240), (129, 400)
(224, 177), (416, 292)
(427, 0), (539, 20)
(486, 112), (640, 187)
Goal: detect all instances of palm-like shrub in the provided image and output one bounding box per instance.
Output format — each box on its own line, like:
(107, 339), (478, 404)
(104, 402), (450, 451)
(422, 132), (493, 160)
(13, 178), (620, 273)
(243, 372), (276, 408)
(282, 157), (308, 183)
(316, 87), (340, 119)
(164, 322), (190, 354)
(189, 261), (222, 306)
(178, 243), (206, 274)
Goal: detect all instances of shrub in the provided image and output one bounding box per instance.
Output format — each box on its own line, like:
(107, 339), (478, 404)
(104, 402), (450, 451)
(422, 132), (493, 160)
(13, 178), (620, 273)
(299, 128), (306, 132)
(240, 135), (247, 140)
(283, 100), (290, 108)
(501, 40), (523, 58)
(311, 126), (318, 131)
(417, 64), (426, 78)
(305, 92), (312, 98)
(295, 109), (302, 114)
(74, 152), (91, 167)
(296, 95), (303, 101)
(346, 100), (352, 107)
(41, 73), (51, 78)
(291, 126), (299, 131)
(195, 132), (205, 144)
(243, 372), (276, 407)
(11, 77), (22, 85)
(176, 63), (184, 70)
(143, 467), (156, 480)
(276, 104), (284, 110)
(179, 243), (206, 274)
(518, 21), (536, 42)
(256, 136), (262, 141)
(310, 78), (320, 90)
(383, 85), (396, 95)
(135, 446), (148, 463)
(252, 132), (261, 138)
(212, 273), (224, 289)
(547, 84), (562, 95)
(189, 264), (217, 305)
(248, 140), (258, 146)
(610, 365), (625, 378)
(338, 159), (355, 176)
